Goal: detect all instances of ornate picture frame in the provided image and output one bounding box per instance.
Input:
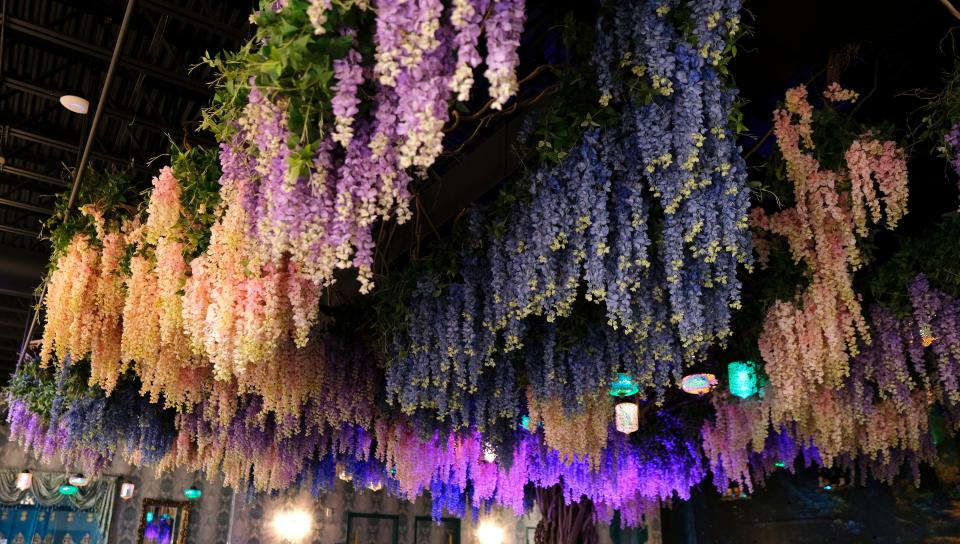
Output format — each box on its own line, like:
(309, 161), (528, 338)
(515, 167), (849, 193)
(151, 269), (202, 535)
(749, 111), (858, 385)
(136, 498), (192, 544)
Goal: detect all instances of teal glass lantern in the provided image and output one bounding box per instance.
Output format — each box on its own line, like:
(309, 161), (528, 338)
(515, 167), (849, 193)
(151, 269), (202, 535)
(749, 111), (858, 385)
(520, 415), (531, 430)
(609, 373), (639, 397)
(728, 361), (759, 399)
(58, 484), (79, 496)
(183, 487), (202, 500)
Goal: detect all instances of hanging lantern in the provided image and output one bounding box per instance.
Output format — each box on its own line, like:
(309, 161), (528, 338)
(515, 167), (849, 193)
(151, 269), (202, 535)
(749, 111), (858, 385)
(920, 325), (936, 347)
(614, 401), (639, 434)
(337, 464), (353, 482)
(58, 484), (79, 496)
(609, 373), (640, 397)
(482, 443), (497, 463)
(728, 360), (760, 399)
(184, 486), (202, 500)
(120, 482), (136, 500)
(15, 470), (32, 491)
(68, 473), (89, 487)
(681, 373), (718, 395)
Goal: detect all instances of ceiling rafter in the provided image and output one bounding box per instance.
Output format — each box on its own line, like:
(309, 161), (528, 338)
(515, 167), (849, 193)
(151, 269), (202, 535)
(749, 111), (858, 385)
(1, 13), (212, 98)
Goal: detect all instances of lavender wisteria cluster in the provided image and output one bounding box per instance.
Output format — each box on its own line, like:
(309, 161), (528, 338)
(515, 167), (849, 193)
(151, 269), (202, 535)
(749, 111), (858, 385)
(219, 0), (526, 295)
(387, 0), (750, 433)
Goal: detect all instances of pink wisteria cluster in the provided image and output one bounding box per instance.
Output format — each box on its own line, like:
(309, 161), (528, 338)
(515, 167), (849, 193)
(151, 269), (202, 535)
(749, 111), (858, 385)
(704, 273), (960, 493)
(752, 85), (909, 419)
(705, 86), (931, 493)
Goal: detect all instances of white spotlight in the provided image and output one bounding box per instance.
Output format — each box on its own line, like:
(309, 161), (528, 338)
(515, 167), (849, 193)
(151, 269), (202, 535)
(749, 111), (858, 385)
(476, 521), (504, 544)
(272, 509), (312, 542)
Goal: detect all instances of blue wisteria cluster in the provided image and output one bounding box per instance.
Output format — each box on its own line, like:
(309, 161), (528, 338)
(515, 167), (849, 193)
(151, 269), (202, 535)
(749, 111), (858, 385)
(388, 0), (750, 432)
(6, 356), (177, 472)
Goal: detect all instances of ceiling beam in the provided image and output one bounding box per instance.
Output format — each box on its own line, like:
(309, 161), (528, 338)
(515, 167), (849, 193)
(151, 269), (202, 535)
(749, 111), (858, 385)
(0, 286), (36, 299)
(0, 165), (68, 186)
(4, 126), (152, 174)
(1, 77), (217, 148)
(0, 196), (52, 215)
(140, 0), (245, 41)
(0, 223), (38, 238)
(0, 13), (212, 98)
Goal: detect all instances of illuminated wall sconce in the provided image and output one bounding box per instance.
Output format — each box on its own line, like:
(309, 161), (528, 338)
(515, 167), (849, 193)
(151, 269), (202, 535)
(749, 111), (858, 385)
(120, 482), (136, 500)
(681, 373), (718, 395)
(68, 473), (89, 487)
(337, 465), (353, 482)
(15, 470), (32, 491)
(367, 481), (383, 492)
(614, 401), (639, 434)
(476, 521), (505, 544)
(184, 486), (202, 500)
(272, 508), (312, 542)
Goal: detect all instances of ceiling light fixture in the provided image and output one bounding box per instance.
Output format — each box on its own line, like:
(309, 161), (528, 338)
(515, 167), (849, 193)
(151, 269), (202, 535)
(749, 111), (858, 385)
(59, 95), (90, 115)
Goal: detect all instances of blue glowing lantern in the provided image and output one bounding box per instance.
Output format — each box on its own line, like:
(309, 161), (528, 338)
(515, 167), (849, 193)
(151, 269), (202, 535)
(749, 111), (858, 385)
(520, 415), (531, 431)
(728, 360), (759, 399)
(609, 373), (639, 397)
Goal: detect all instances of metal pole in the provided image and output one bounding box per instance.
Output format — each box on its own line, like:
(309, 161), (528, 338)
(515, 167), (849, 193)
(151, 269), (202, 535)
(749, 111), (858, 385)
(16, 0), (137, 366)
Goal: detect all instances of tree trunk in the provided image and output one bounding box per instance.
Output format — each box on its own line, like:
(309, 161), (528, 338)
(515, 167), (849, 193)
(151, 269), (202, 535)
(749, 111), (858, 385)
(535, 485), (598, 544)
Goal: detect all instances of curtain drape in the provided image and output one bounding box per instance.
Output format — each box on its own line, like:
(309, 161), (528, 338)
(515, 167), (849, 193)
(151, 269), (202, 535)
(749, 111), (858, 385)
(0, 470), (116, 543)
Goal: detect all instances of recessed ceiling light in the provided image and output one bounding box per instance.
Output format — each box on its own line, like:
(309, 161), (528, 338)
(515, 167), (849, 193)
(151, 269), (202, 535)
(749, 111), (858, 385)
(59, 95), (89, 114)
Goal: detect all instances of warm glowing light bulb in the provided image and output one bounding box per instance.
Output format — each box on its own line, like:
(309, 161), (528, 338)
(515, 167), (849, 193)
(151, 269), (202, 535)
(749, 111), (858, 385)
(15, 471), (32, 491)
(272, 509), (312, 542)
(482, 443), (497, 463)
(476, 521), (504, 544)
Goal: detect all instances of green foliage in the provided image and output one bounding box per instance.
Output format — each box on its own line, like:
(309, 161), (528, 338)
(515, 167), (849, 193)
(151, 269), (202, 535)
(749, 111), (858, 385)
(865, 213), (960, 314)
(200, 0), (366, 180)
(43, 167), (138, 260)
(5, 357), (92, 422)
(169, 145), (223, 256)
(913, 60), (960, 152)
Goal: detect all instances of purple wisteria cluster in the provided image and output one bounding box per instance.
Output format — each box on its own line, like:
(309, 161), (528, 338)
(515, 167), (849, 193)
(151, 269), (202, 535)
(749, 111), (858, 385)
(7, 375), (176, 474)
(238, 0), (526, 293)
(388, 0), (750, 433)
(945, 122), (960, 201)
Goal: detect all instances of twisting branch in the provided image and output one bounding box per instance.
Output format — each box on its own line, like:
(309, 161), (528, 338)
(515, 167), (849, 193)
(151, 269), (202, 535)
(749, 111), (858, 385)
(940, 0), (960, 21)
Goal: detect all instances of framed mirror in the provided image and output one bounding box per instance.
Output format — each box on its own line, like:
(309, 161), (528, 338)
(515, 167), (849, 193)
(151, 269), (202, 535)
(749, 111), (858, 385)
(136, 499), (192, 544)
(346, 513), (399, 544)
(414, 516), (460, 544)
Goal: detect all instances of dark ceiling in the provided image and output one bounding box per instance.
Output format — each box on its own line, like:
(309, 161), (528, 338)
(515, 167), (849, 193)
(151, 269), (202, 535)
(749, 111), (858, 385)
(0, 0), (253, 375)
